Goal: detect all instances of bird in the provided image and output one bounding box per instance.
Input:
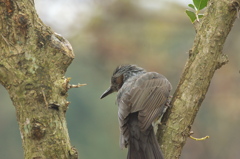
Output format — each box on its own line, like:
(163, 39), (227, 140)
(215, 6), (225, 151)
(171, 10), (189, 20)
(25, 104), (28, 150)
(100, 64), (172, 159)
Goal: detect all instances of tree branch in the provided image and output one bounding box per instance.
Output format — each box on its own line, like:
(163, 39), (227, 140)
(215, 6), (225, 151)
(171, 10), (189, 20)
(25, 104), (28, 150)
(0, 0), (78, 158)
(157, 0), (240, 158)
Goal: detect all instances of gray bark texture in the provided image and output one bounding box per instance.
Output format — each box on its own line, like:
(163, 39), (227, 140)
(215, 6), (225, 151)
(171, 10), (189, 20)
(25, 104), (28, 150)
(157, 0), (240, 159)
(0, 0), (78, 158)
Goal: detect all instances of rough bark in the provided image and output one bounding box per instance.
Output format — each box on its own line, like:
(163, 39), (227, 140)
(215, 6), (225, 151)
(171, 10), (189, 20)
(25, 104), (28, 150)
(0, 0), (78, 158)
(157, 0), (240, 158)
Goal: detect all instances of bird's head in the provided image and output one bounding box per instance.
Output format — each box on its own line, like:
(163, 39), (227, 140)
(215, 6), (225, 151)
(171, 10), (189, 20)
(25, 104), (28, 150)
(100, 64), (145, 99)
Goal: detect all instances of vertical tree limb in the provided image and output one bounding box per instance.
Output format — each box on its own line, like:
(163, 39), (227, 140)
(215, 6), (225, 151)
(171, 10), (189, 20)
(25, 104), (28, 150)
(0, 0), (78, 158)
(157, 0), (240, 158)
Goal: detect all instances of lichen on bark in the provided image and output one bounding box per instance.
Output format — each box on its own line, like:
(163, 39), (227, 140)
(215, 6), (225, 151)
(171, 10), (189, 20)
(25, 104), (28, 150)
(157, 0), (240, 159)
(0, 0), (78, 158)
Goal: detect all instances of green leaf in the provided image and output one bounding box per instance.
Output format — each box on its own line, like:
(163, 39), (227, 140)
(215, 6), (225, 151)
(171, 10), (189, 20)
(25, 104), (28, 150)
(193, 0), (209, 10)
(188, 4), (195, 10)
(185, 10), (197, 23)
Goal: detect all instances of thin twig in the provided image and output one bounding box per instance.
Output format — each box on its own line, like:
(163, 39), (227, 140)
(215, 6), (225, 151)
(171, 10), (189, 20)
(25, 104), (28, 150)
(189, 131), (210, 141)
(190, 135), (210, 141)
(68, 83), (87, 89)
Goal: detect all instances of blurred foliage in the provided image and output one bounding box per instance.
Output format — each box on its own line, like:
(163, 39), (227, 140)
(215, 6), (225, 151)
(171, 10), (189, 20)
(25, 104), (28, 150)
(0, 0), (240, 159)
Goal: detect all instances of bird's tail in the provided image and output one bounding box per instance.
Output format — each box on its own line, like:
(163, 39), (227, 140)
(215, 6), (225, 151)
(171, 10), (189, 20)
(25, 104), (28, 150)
(127, 113), (164, 159)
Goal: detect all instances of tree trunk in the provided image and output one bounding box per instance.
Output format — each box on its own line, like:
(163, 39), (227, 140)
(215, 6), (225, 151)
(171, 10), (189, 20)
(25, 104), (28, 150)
(0, 0), (78, 158)
(157, 0), (240, 158)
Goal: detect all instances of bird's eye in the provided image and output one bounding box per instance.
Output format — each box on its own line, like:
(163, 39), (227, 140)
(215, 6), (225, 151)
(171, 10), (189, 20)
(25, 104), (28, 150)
(124, 74), (128, 79)
(111, 78), (116, 84)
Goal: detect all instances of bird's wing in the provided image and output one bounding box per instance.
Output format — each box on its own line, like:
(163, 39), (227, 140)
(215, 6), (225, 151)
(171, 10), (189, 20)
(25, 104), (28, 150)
(117, 83), (132, 148)
(117, 72), (172, 148)
(130, 72), (172, 131)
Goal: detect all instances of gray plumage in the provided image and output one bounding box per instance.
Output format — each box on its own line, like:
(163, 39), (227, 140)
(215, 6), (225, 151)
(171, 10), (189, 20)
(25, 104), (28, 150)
(101, 65), (172, 159)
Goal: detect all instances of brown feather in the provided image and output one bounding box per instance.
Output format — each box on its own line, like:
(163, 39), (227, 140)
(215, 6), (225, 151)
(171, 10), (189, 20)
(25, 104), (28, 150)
(102, 65), (172, 159)
(117, 72), (172, 156)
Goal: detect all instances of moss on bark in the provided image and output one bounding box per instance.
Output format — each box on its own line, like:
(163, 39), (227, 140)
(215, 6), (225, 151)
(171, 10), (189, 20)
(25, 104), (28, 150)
(157, 0), (240, 158)
(0, 0), (78, 158)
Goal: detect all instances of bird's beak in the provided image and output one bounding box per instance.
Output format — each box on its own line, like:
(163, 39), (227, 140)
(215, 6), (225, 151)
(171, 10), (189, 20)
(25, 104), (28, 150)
(100, 87), (114, 99)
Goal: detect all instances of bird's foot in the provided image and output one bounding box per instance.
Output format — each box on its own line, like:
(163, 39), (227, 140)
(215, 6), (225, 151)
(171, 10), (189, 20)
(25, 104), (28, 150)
(165, 95), (172, 108)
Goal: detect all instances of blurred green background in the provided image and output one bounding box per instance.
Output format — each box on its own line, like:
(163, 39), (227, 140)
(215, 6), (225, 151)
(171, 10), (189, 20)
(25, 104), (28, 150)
(0, 0), (240, 158)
